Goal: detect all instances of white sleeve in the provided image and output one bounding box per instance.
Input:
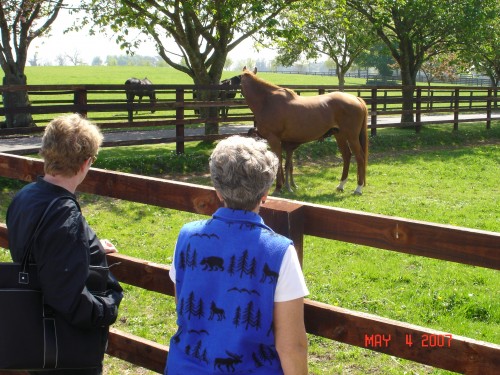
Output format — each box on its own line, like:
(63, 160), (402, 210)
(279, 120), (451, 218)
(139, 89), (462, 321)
(275, 245), (309, 302)
(169, 246), (176, 284)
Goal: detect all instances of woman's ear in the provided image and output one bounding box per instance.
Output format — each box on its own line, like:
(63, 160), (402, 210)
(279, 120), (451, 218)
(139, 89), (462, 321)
(261, 192), (268, 204)
(215, 190), (224, 203)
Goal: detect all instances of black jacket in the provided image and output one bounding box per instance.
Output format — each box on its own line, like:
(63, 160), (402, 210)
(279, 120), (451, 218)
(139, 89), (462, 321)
(6, 177), (123, 331)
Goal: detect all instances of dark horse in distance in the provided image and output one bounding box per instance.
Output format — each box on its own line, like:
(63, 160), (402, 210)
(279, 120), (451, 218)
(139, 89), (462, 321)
(241, 67), (368, 195)
(125, 77), (156, 122)
(193, 75), (241, 117)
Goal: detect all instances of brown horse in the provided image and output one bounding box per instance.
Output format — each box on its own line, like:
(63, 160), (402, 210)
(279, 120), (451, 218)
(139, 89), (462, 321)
(240, 67), (368, 195)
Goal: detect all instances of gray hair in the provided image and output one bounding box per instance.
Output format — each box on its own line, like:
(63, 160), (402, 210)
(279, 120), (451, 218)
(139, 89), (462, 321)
(209, 135), (278, 210)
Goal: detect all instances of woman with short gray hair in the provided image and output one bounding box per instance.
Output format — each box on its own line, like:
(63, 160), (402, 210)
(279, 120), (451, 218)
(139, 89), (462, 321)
(166, 135), (309, 374)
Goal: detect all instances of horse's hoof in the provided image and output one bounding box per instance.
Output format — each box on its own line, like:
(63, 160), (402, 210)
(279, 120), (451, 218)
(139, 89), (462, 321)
(272, 189), (282, 196)
(353, 190), (362, 196)
(336, 187), (344, 192)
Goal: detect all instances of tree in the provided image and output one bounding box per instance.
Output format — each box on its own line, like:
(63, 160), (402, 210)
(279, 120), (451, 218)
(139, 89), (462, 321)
(91, 56), (103, 66)
(346, 0), (486, 124)
(66, 50), (84, 66)
(56, 54), (66, 66)
(420, 52), (468, 86)
(82, 0), (296, 134)
(456, 0), (500, 87)
(0, 0), (64, 127)
(261, 0), (377, 89)
(356, 41), (396, 79)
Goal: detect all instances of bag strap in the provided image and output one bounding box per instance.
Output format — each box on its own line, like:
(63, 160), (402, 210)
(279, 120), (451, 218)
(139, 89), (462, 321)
(19, 196), (78, 282)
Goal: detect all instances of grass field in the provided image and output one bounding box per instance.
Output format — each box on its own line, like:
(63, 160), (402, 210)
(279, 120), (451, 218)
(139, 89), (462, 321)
(17, 65), (496, 129)
(1, 66), (499, 374)
(1, 120), (498, 374)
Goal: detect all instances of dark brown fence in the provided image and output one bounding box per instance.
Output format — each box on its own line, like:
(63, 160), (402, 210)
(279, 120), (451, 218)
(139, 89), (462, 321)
(0, 153), (499, 374)
(1, 84), (498, 141)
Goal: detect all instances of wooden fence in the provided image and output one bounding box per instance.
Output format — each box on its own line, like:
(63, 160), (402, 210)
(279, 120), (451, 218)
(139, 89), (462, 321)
(0, 153), (499, 374)
(1, 84), (498, 145)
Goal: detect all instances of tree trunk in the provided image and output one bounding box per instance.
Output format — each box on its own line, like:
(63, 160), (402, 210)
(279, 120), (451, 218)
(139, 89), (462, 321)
(2, 73), (35, 128)
(195, 87), (220, 135)
(337, 69), (346, 91)
(399, 65), (416, 126)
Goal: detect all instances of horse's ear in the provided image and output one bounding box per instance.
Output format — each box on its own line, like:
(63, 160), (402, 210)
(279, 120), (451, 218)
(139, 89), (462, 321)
(242, 66), (247, 71)
(253, 67), (257, 74)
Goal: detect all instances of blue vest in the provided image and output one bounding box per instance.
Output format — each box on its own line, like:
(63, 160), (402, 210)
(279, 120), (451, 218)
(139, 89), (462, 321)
(165, 208), (292, 375)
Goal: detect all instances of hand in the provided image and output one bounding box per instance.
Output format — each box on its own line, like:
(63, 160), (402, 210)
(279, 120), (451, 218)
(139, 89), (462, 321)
(100, 239), (118, 254)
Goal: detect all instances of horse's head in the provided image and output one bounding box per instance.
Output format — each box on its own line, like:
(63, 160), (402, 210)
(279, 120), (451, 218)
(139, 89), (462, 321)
(242, 66), (257, 75)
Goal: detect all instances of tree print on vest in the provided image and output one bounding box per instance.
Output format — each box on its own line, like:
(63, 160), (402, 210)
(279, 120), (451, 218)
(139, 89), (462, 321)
(179, 243), (198, 270)
(179, 291), (204, 320)
(227, 249), (258, 278)
(184, 340), (210, 365)
(252, 344), (279, 368)
(232, 301), (262, 330)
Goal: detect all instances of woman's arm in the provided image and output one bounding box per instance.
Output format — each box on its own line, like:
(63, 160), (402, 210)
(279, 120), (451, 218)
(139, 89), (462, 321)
(274, 297), (308, 375)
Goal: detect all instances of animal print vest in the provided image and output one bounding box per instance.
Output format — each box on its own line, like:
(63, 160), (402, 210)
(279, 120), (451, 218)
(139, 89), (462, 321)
(165, 208), (292, 375)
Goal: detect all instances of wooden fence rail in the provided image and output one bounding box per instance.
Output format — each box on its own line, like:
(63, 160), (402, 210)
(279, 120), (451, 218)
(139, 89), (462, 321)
(0, 153), (499, 374)
(1, 84), (498, 143)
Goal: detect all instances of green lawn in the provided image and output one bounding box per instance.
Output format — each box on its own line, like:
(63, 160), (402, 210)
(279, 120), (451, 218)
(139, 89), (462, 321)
(1, 121), (498, 374)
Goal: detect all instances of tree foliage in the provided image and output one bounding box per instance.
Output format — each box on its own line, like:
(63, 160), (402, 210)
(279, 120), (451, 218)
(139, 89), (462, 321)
(81, 0), (295, 85)
(456, 0), (500, 86)
(346, 0), (489, 122)
(80, 0), (295, 133)
(260, 0), (377, 88)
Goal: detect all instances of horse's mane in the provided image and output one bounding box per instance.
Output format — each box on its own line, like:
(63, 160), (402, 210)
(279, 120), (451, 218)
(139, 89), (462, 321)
(242, 70), (284, 92)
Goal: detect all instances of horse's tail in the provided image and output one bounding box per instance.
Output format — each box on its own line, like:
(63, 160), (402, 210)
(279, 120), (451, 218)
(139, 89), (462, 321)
(357, 96), (369, 185)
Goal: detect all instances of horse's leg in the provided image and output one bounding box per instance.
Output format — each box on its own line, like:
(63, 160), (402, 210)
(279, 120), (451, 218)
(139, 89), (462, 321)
(136, 95), (142, 114)
(283, 143), (294, 192)
(126, 93), (134, 123)
(334, 135), (352, 192)
(348, 139), (366, 195)
(267, 137), (284, 194)
(283, 142), (301, 191)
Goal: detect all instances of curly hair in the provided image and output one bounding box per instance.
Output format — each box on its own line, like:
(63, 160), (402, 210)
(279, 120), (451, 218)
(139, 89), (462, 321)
(39, 114), (103, 177)
(209, 135), (278, 211)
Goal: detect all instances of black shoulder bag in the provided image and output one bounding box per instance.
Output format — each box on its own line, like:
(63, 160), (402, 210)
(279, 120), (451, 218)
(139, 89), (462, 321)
(0, 197), (108, 370)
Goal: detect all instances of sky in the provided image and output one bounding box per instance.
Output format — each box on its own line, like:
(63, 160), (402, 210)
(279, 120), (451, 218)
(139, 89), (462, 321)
(29, 3), (276, 67)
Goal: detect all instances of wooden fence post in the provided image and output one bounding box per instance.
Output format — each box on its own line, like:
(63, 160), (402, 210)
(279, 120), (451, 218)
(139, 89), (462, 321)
(415, 88), (422, 133)
(175, 88), (185, 154)
(453, 88), (459, 131)
(371, 88), (377, 136)
(260, 200), (305, 265)
(74, 88), (88, 118)
(486, 88), (492, 130)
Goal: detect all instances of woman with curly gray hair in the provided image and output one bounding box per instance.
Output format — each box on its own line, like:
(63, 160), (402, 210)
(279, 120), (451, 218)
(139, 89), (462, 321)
(166, 135), (309, 375)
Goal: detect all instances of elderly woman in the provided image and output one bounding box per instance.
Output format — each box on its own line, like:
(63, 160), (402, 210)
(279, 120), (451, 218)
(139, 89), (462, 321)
(165, 135), (309, 375)
(6, 114), (123, 375)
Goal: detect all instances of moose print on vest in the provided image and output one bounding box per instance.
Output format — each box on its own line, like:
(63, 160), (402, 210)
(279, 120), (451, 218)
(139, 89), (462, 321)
(214, 351), (243, 372)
